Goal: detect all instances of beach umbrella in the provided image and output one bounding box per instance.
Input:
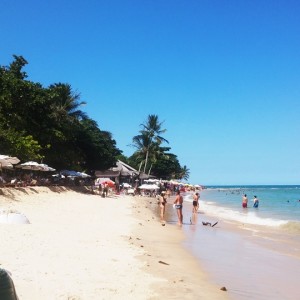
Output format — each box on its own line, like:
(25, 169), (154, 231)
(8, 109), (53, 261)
(0, 155), (20, 170)
(1, 162), (14, 170)
(104, 180), (115, 188)
(52, 174), (65, 178)
(60, 170), (81, 177)
(144, 179), (159, 183)
(169, 180), (180, 185)
(138, 184), (160, 190)
(76, 171), (91, 178)
(60, 170), (90, 178)
(0, 210), (30, 224)
(15, 161), (43, 171)
(122, 183), (132, 188)
(96, 178), (112, 184)
(95, 178), (115, 187)
(39, 164), (56, 172)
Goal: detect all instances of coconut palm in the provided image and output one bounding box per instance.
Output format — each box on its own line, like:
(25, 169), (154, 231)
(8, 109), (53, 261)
(134, 114), (168, 173)
(131, 133), (152, 172)
(48, 83), (87, 124)
(178, 165), (190, 181)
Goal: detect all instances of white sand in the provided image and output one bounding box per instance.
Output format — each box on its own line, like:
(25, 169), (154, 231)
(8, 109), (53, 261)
(0, 187), (227, 300)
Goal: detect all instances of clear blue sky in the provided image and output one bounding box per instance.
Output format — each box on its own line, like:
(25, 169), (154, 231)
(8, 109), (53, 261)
(1, 0), (299, 185)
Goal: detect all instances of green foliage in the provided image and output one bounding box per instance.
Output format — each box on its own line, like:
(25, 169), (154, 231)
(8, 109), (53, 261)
(151, 153), (182, 180)
(0, 128), (42, 161)
(13, 135), (43, 161)
(0, 55), (121, 171)
(130, 114), (189, 180)
(0, 55), (188, 178)
(132, 114), (169, 173)
(76, 119), (121, 171)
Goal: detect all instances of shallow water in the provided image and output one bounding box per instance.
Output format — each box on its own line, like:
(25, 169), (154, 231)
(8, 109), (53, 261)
(199, 186), (300, 229)
(183, 218), (300, 300)
(172, 187), (300, 300)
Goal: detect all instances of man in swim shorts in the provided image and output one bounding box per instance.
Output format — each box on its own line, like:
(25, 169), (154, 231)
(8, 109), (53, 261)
(253, 195), (259, 208)
(242, 194), (248, 208)
(193, 192), (199, 213)
(174, 190), (183, 225)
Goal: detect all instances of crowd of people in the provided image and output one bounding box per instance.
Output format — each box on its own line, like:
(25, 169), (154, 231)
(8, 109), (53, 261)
(158, 189), (200, 226)
(156, 189), (261, 227)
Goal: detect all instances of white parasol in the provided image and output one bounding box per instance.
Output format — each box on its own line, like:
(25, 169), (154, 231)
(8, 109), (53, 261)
(60, 170), (90, 178)
(15, 161), (44, 171)
(0, 155), (20, 170)
(0, 210), (30, 224)
(138, 184), (160, 190)
(39, 164), (56, 172)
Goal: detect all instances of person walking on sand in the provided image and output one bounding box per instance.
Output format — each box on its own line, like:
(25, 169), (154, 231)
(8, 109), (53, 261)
(174, 190), (183, 225)
(193, 192), (200, 213)
(253, 195), (259, 208)
(103, 182), (109, 197)
(242, 194), (248, 208)
(159, 191), (167, 224)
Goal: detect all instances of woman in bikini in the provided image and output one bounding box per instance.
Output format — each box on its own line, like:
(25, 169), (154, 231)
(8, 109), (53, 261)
(193, 192), (199, 213)
(174, 190), (183, 225)
(159, 191), (167, 223)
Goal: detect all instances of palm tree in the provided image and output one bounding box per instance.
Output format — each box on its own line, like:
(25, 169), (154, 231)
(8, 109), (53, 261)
(178, 165), (190, 181)
(147, 145), (169, 175)
(137, 114), (169, 173)
(131, 133), (152, 172)
(48, 83), (87, 124)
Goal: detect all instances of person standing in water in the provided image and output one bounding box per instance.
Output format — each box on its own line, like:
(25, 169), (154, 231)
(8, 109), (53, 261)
(174, 190), (183, 225)
(193, 192), (200, 213)
(242, 194), (248, 208)
(253, 195), (259, 208)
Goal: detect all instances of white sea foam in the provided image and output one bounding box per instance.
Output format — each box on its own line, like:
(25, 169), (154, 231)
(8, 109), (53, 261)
(182, 192), (289, 227)
(198, 201), (288, 227)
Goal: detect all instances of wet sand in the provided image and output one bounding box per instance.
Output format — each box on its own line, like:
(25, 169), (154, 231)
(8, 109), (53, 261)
(180, 202), (300, 300)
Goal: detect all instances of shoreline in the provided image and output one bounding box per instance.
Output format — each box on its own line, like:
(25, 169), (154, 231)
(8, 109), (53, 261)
(130, 194), (228, 299)
(180, 195), (300, 300)
(0, 187), (227, 299)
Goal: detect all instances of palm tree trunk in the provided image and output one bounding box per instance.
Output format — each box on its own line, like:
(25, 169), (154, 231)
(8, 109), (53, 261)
(138, 161), (144, 173)
(148, 163), (153, 176)
(143, 150), (149, 173)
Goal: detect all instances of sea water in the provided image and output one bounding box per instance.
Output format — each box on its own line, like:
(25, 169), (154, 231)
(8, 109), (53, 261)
(180, 186), (300, 300)
(184, 185), (300, 232)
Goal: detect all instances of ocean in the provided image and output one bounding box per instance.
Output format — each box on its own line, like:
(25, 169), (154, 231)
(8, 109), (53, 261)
(177, 185), (300, 300)
(186, 185), (300, 231)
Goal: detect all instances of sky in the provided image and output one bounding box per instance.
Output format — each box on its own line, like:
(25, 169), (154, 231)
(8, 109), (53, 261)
(1, 0), (300, 185)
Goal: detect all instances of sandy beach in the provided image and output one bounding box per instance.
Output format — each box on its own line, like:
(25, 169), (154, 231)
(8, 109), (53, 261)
(0, 187), (227, 300)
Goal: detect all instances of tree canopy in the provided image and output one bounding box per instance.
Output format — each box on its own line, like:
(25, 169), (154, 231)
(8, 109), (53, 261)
(0, 55), (121, 172)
